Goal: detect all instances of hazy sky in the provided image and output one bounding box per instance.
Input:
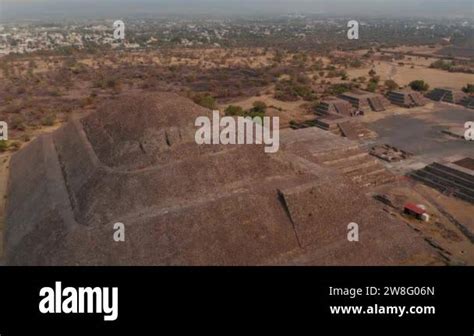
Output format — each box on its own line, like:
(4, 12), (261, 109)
(1, 0), (473, 20)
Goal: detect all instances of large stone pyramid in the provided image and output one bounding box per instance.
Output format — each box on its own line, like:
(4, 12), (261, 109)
(5, 93), (436, 265)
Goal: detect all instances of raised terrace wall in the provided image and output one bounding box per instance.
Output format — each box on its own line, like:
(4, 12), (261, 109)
(411, 159), (474, 204)
(426, 88), (467, 105)
(461, 96), (474, 109)
(387, 90), (427, 108)
(316, 99), (354, 117)
(339, 91), (390, 112)
(4, 93), (438, 265)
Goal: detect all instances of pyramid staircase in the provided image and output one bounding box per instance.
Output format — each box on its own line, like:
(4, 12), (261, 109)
(443, 90), (467, 104)
(460, 96), (474, 109)
(426, 88), (449, 102)
(410, 161), (474, 204)
(340, 92), (390, 112)
(315, 99), (354, 117)
(338, 121), (376, 140)
(368, 96), (386, 111)
(387, 91), (408, 107)
(339, 94), (371, 112)
(408, 91), (427, 106)
(314, 118), (344, 136)
(387, 90), (427, 107)
(315, 102), (332, 116)
(312, 146), (395, 189)
(426, 88), (467, 104)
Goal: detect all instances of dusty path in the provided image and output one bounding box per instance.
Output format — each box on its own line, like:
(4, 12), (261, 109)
(388, 64), (397, 80)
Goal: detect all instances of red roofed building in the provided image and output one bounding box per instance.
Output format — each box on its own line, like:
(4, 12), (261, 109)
(404, 203), (426, 220)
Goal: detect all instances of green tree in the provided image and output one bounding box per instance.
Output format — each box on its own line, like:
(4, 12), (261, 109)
(430, 60), (453, 71)
(462, 84), (474, 94)
(366, 81), (378, 92)
(0, 140), (8, 152)
(193, 94), (217, 109)
(329, 83), (351, 95)
(409, 80), (429, 92)
(225, 105), (244, 116)
(251, 101), (267, 113)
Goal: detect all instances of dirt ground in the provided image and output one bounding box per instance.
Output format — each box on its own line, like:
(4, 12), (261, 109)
(372, 181), (474, 265)
(358, 101), (474, 185)
(347, 60), (473, 90)
(218, 92), (314, 126)
(1, 44), (472, 264)
(382, 45), (445, 55)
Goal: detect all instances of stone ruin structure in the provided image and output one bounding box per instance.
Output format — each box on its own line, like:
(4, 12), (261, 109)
(411, 157), (474, 204)
(5, 93), (437, 265)
(426, 88), (468, 105)
(339, 90), (391, 112)
(386, 90), (428, 108)
(315, 98), (355, 117)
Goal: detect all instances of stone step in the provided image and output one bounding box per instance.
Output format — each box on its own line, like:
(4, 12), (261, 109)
(425, 165), (474, 189)
(311, 146), (362, 162)
(358, 171), (395, 188)
(411, 172), (474, 203)
(414, 170), (474, 198)
(345, 164), (385, 178)
(338, 159), (380, 174)
(431, 162), (474, 182)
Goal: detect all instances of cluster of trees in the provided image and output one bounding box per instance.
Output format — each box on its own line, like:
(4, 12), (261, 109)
(326, 83), (352, 95)
(310, 59), (324, 71)
(274, 75), (316, 102)
(0, 140), (21, 152)
(462, 84), (474, 94)
(429, 60), (473, 74)
(94, 76), (122, 93)
(429, 59), (455, 71)
(409, 80), (430, 92)
(326, 68), (347, 79)
(366, 69), (380, 92)
(225, 101), (267, 119)
(192, 93), (217, 110)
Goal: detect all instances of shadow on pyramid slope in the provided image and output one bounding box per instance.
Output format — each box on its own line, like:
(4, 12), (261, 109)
(5, 93), (438, 265)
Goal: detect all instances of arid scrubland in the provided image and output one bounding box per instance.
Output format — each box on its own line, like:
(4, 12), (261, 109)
(1, 43), (472, 149)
